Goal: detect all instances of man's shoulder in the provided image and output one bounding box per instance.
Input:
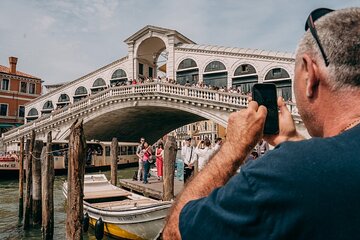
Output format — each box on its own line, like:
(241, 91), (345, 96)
(242, 138), (328, 177)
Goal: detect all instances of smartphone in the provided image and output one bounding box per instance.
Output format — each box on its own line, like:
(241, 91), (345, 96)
(252, 83), (279, 134)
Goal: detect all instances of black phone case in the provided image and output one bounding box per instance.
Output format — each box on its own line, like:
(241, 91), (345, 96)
(252, 83), (279, 134)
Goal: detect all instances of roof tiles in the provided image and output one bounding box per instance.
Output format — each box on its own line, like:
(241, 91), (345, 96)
(0, 65), (40, 79)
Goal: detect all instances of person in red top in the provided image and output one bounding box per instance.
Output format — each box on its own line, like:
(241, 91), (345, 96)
(156, 143), (164, 181)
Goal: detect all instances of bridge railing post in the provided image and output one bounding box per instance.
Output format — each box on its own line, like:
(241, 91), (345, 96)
(215, 92), (220, 102)
(156, 83), (161, 93)
(185, 88), (189, 97)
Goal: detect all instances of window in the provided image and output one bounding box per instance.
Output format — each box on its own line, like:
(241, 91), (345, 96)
(19, 106), (25, 118)
(58, 94), (70, 102)
(92, 78), (106, 88)
(29, 83), (36, 94)
(111, 69), (127, 79)
(234, 64), (256, 76)
(128, 146), (134, 155)
(203, 61), (228, 88)
(204, 61), (226, 72)
(91, 78), (106, 94)
(75, 86), (88, 96)
(139, 63), (144, 75)
(203, 72), (228, 88)
(121, 146), (127, 155)
(149, 67), (153, 78)
(20, 82), (27, 93)
(178, 58), (197, 70)
(0, 104), (8, 116)
(105, 146), (111, 157)
(242, 65), (248, 72)
(43, 101), (54, 110)
(28, 108), (39, 116)
(265, 68), (290, 80)
(2, 79), (9, 90)
(110, 69), (128, 86)
(272, 68), (282, 77)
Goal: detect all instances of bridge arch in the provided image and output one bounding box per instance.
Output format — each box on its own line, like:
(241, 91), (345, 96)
(135, 36), (167, 79)
(59, 99), (230, 143)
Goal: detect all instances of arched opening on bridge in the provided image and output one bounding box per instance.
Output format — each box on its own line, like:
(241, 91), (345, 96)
(82, 106), (209, 144)
(264, 68), (292, 101)
(136, 37), (166, 80)
(232, 64), (258, 94)
(42, 101), (54, 115)
(57, 94), (70, 109)
(110, 69), (127, 86)
(203, 61), (228, 88)
(27, 108), (39, 122)
(176, 58), (199, 85)
(91, 78), (107, 94)
(74, 86), (88, 102)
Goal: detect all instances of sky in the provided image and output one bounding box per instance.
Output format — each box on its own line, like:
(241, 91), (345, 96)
(0, 0), (358, 85)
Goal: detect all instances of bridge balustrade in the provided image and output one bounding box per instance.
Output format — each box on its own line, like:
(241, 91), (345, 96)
(2, 82), (299, 143)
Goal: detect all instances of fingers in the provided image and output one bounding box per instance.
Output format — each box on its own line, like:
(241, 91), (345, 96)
(248, 100), (259, 111)
(277, 97), (289, 114)
(257, 105), (268, 119)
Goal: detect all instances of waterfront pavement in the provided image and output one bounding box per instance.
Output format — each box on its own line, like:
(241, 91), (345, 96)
(119, 175), (183, 200)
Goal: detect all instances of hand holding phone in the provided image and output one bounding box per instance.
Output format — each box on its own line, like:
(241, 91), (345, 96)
(252, 83), (279, 134)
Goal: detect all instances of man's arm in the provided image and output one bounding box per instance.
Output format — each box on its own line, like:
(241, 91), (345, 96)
(163, 102), (267, 239)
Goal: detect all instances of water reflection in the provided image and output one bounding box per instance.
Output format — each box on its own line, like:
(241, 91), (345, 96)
(0, 168), (137, 240)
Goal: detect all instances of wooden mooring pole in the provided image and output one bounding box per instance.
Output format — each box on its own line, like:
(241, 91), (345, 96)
(42, 132), (54, 239)
(24, 130), (35, 230)
(18, 136), (25, 219)
(32, 140), (44, 226)
(163, 135), (177, 201)
(111, 137), (119, 186)
(66, 119), (86, 240)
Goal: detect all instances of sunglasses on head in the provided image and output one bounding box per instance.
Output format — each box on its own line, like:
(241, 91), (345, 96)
(305, 8), (334, 66)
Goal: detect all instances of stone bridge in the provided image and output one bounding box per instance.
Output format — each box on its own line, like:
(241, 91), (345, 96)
(2, 82), (303, 148)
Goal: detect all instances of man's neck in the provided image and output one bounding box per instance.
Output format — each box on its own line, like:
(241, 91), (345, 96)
(319, 92), (360, 137)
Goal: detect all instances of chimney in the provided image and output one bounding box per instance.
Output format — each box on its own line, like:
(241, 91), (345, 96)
(9, 56), (18, 74)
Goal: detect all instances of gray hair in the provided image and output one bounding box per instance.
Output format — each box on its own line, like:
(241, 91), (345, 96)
(296, 7), (360, 91)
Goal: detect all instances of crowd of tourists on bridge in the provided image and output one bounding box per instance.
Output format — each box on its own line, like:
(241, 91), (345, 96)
(111, 76), (253, 96)
(134, 136), (269, 184)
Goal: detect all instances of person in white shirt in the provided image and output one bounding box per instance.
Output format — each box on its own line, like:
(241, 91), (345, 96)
(256, 139), (269, 157)
(136, 137), (145, 181)
(213, 137), (223, 152)
(195, 138), (214, 171)
(181, 137), (196, 183)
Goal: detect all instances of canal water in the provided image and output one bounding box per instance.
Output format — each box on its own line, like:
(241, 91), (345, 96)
(0, 167), (138, 240)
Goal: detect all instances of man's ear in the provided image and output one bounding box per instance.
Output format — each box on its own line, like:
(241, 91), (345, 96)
(303, 54), (320, 98)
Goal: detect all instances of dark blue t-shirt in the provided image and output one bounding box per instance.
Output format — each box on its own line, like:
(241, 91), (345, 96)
(179, 125), (360, 239)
